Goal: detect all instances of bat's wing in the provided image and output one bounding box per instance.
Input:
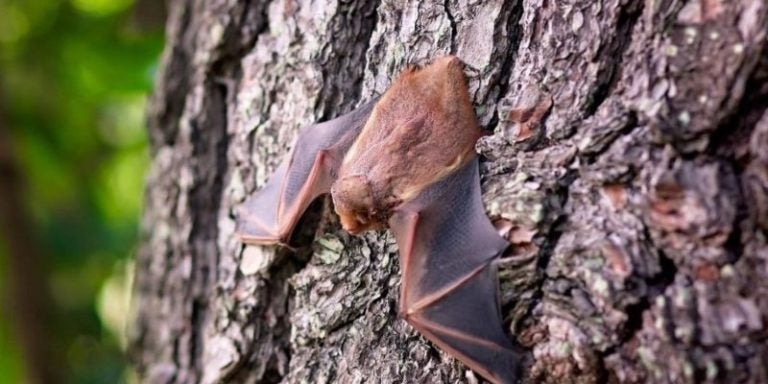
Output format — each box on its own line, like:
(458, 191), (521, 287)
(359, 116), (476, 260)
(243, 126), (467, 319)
(237, 100), (376, 245)
(389, 157), (523, 384)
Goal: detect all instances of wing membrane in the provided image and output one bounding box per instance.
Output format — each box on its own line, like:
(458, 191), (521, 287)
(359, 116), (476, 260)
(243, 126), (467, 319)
(237, 100), (376, 245)
(389, 158), (522, 384)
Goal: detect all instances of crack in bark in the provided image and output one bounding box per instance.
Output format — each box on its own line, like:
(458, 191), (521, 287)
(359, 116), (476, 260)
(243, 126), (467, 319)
(443, 0), (457, 53)
(148, 3), (192, 150)
(185, 77), (230, 382)
(317, 0), (380, 121)
(583, 1), (644, 118)
(616, 245), (678, 346)
(486, 0), (525, 134)
(709, 40), (768, 160)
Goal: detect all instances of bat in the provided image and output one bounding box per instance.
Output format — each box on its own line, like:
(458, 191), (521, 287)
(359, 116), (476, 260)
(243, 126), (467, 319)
(237, 56), (523, 383)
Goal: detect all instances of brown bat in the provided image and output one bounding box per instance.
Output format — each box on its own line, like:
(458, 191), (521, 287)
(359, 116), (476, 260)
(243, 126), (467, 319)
(237, 56), (522, 383)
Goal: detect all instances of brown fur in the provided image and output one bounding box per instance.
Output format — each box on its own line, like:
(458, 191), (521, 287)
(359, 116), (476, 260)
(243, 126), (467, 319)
(332, 56), (482, 234)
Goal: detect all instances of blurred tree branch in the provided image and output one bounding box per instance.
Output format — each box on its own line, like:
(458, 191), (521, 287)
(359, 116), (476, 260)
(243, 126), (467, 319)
(0, 95), (61, 384)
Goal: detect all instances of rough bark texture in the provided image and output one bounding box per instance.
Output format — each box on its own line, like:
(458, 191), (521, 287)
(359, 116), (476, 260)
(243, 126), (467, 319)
(131, 0), (768, 383)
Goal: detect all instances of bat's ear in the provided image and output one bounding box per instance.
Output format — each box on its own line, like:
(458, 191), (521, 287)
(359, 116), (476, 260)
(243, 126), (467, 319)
(433, 55), (462, 68)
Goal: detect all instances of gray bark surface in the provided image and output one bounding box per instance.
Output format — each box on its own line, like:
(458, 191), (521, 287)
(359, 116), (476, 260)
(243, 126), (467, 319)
(131, 0), (768, 383)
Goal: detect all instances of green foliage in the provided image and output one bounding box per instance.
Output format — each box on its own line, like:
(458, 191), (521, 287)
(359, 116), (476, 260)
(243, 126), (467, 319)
(0, 0), (163, 382)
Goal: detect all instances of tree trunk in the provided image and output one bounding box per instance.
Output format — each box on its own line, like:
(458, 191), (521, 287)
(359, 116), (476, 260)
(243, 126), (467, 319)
(130, 0), (768, 383)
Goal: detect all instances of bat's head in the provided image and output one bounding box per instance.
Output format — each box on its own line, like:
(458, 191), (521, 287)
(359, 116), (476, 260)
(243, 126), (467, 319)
(330, 174), (389, 234)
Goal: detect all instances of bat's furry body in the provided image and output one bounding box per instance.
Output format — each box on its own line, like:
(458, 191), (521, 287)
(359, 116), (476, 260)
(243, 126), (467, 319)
(237, 56), (522, 383)
(333, 57), (481, 234)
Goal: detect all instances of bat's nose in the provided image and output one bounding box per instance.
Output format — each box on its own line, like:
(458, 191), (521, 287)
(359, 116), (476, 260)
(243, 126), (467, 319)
(338, 211), (364, 234)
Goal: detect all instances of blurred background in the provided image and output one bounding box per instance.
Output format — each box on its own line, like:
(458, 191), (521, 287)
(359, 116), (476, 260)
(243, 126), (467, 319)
(0, 0), (165, 382)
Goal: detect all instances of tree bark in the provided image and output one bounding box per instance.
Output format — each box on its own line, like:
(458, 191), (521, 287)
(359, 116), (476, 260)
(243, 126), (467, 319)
(130, 0), (768, 383)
